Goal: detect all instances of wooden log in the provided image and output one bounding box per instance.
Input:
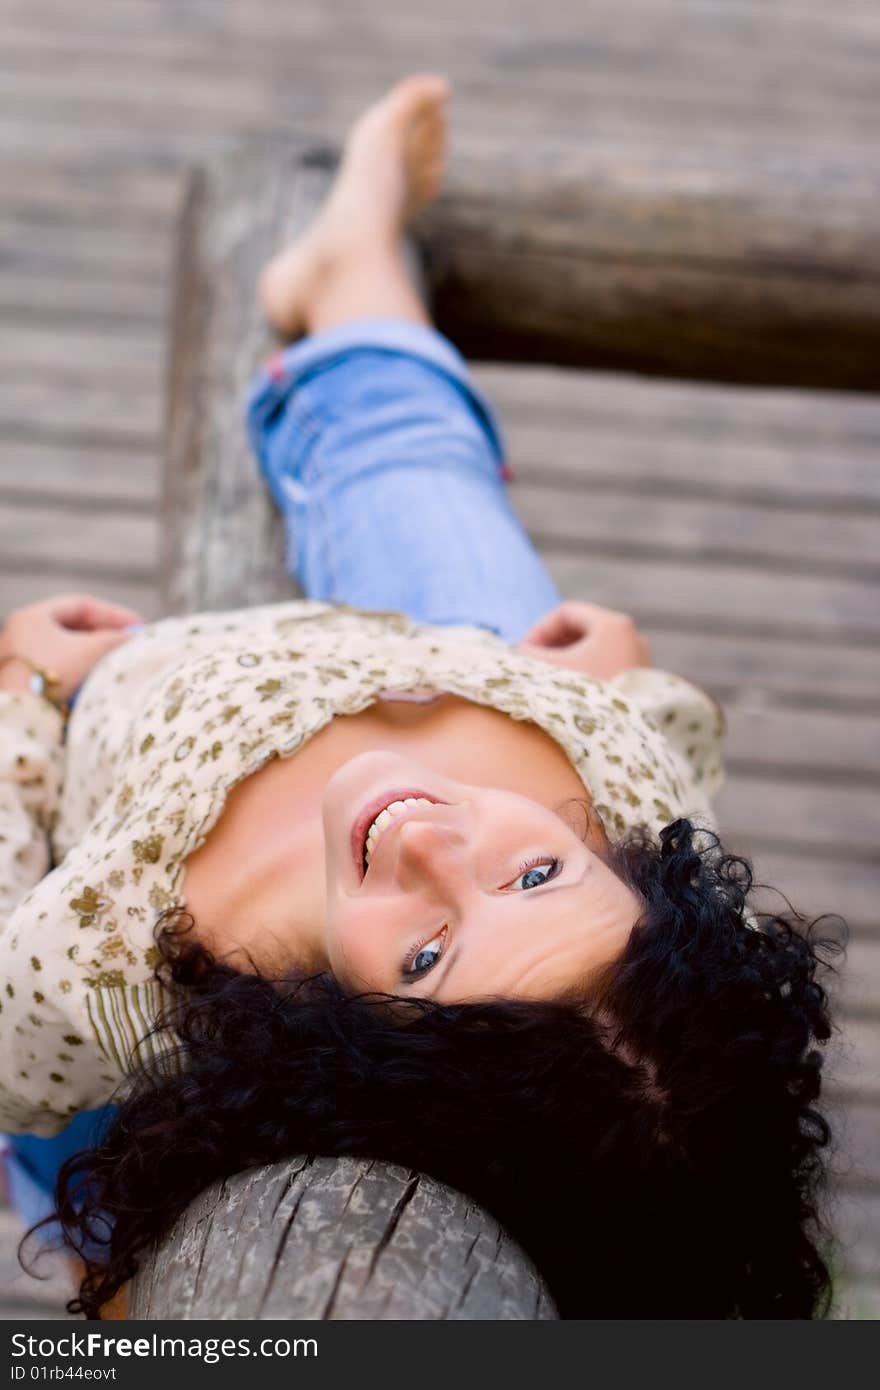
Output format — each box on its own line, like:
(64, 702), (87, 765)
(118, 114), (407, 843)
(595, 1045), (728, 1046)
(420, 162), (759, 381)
(163, 142), (305, 613)
(130, 1158), (554, 1320)
(415, 157), (880, 390)
(157, 142), (554, 1318)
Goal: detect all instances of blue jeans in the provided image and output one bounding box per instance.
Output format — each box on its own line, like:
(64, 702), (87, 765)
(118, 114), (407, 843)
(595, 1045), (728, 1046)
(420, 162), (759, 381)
(245, 317), (562, 642)
(5, 316), (561, 1240)
(2, 1108), (114, 1256)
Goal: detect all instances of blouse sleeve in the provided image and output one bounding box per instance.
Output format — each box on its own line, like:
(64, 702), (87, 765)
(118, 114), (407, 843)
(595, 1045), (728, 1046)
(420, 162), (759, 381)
(0, 692), (64, 923)
(607, 666), (727, 802)
(0, 691), (68, 1132)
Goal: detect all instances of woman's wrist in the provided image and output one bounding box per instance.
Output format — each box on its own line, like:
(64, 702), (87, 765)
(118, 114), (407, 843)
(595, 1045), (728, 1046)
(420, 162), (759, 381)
(0, 653), (68, 714)
(0, 655), (35, 694)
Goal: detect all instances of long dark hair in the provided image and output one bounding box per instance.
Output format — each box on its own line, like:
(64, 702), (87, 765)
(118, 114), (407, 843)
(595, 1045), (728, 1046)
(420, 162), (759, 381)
(46, 820), (842, 1318)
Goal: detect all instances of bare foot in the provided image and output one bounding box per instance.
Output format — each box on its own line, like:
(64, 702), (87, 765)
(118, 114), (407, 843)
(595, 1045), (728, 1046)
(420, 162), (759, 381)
(258, 74), (451, 338)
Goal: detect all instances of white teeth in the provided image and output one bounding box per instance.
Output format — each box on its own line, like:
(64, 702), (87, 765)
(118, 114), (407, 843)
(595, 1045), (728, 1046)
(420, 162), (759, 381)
(364, 796), (436, 866)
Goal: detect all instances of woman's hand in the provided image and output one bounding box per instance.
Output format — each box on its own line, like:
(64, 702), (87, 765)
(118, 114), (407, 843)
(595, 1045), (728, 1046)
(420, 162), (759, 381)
(0, 594), (144, 700)
(515, 600), (651, 680)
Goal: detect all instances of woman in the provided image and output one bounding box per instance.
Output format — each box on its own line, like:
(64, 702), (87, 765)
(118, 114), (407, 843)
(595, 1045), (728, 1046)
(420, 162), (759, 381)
(1, 75), (838, 1318)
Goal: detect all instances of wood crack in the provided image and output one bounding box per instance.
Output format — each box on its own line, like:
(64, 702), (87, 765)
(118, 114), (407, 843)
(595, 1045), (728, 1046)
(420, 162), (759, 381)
(364, 1174), (421, 1286)
(320, 1247), (351, 1321)
(254, 1184), (309, 1321)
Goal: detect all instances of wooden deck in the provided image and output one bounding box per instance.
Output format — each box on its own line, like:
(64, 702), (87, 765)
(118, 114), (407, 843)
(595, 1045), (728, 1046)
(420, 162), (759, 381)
(1, 0), (878, 1320)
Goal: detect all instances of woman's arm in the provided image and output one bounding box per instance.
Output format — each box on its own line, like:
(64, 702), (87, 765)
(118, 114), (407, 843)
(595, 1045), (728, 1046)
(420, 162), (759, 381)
(0, 594), (142, 921)
(0, 687), (65, 923)
(517, 600), (726, 804)
(0, 595), (143, 1133)
(515, 600), (651, 680)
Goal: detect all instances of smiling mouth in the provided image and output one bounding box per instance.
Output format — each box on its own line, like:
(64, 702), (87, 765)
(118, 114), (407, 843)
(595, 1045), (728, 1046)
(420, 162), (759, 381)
(351, 787), (447, 881)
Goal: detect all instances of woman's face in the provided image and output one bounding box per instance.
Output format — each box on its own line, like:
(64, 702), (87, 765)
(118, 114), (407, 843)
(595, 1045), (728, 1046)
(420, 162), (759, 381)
(321, 749), (641, 1001)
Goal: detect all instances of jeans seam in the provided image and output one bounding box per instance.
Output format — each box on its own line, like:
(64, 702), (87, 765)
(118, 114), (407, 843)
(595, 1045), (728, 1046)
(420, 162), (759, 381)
(287, 385), (339, 601)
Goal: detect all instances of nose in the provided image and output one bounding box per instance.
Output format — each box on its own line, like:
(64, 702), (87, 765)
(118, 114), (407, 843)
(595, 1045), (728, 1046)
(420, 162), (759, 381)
(391, 816), (470, 896)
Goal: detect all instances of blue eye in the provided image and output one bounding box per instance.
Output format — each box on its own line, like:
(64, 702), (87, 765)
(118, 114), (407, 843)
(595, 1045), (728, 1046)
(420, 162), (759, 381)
(403, 925), (448, 980)
(512, 857), (562, 891)
(399, 859), (562, 982)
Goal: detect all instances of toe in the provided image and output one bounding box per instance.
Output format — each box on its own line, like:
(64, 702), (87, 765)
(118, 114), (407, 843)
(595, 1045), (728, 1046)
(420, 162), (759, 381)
(386, 73), (451, 120)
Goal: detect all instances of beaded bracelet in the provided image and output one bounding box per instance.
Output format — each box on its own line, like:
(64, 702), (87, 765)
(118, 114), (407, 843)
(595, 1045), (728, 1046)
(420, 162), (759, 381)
(0, 653), (69, 717)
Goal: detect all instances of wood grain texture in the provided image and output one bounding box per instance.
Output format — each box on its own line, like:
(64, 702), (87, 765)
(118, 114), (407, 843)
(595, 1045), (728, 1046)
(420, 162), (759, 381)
(474, 361), (880, 444)
(747, 852), (879, 937)
(130, 1158), (554, 1320)
(510, 480), (880, 577)
(0, 441), (158, 507)
(415, 162), (880, 389)
(162, 146), (322, 615)
(545, 550), (880, 640)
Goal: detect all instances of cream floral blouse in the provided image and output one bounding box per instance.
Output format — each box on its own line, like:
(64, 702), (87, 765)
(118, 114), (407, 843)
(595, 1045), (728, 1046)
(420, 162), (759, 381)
(0, 600), (725, 1134)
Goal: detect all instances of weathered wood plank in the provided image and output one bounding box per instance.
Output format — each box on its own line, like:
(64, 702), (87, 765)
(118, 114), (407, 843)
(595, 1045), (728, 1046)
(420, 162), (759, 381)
(747, 851), (879, 936)
(716, 774), (879, 860)
(823, 934), (878, 1023)
(7, 103), (880, 175)
(3, 40), (879, 144)
(0, 442), (158, 507)
(475, 363), (880, 443)
(546, 551), (880, 640)
(495, 415), (880, 508)
(0, 325), (162, 377)
(6, 0), (880, 200)
(0, 156), (181, 222)
(0, 64), (274, 128)
(7, 2), (880, 131)
(10, 0), (880, 47)
(0, 218), (171, 278)
(511, 481), (880, 577)
(0, 278), (166, 329)
(6, 0), (880, 76)
(828, 1019), (880, 1103)
(829, 1099), (880, 1189)
(0, 117), (265, 167)
(0, 502), (157, 578)
(0, 384), (160, 447)
(835, 938), (880, 1020)
(647, 629), (880, 709)
(721, 705), (880, 781)
(130, 1157), (554, 1320)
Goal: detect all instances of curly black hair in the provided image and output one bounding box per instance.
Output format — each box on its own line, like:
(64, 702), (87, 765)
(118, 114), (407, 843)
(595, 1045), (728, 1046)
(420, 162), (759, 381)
(45, 819), (842, 1319)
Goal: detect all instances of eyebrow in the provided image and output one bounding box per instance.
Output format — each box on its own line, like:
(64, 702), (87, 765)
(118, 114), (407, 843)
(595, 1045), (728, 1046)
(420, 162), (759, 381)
(432, 863), (590, 995)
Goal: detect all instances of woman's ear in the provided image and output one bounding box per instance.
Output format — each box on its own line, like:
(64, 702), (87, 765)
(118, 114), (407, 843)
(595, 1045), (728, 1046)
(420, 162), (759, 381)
(554, 796), (602, 846)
